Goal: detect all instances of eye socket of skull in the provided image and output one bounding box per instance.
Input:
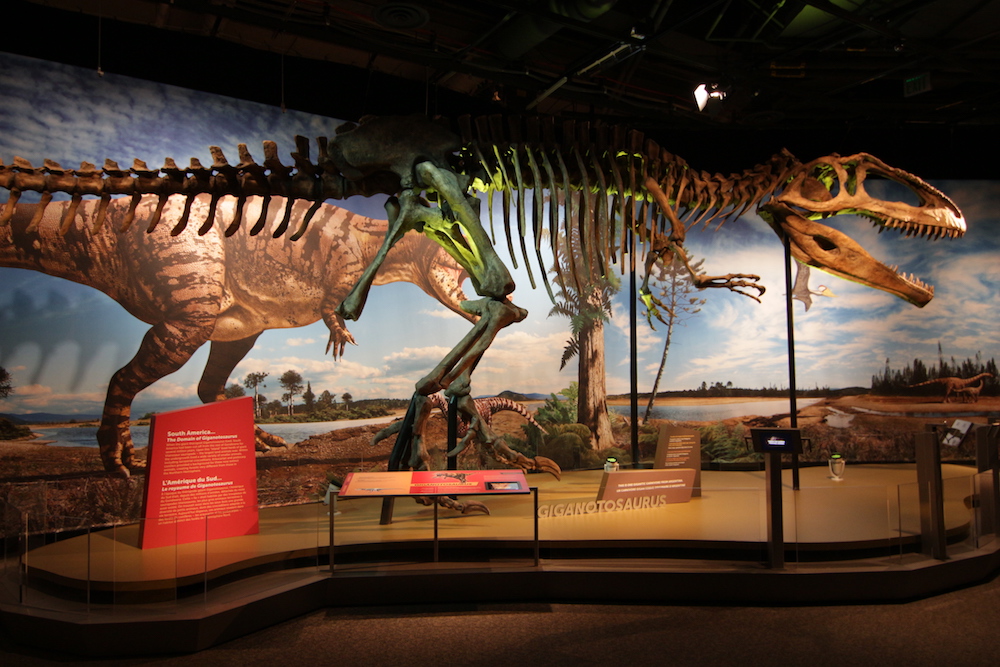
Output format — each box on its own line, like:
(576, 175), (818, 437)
(801, 175), (833, 202)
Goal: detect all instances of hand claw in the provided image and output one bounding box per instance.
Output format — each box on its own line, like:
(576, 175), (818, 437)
(326, 330), (357, 359)
(531, 455), (562, 480)
(508, 451), (561, 480)
(461, 500), (491, 515)
(695, 273), (766, 302)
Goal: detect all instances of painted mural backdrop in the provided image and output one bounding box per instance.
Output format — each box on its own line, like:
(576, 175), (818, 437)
(1, 51), (999, 465)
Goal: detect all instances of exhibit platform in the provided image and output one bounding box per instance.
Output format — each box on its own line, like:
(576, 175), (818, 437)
(3, 464), (1000, 657)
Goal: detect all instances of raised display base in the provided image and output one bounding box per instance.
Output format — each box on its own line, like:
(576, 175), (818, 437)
(3, 464), (998, 657)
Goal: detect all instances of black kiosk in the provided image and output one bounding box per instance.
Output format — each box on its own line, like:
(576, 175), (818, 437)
(750, 428), (804, 568)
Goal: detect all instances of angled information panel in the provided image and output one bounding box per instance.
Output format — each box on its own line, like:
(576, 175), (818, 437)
(338, 470), (530, 497)
(140, 397), (258, 549)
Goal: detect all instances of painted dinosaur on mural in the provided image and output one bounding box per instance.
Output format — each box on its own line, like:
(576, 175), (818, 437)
(954, 381), (985, 404)
(0, 115), (966, 496)
(909, 373), (993, 403)
(0, 195), (470, 475)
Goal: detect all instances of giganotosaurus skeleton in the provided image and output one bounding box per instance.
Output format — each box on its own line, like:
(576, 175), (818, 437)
(0, 115), (966, 486)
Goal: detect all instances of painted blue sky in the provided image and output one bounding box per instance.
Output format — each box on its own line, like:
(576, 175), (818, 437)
(1, 51), (998, 418)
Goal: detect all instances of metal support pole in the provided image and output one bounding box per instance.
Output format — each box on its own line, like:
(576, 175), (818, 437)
(329, 495), (336, 572)
(533, 487), (540, 566)
(447, 394), (459, 471)
(433, 501), (440, 562)
(782, 235), (800, 490)
(766, 451), (785, 569)
(629, 228), (640, 467)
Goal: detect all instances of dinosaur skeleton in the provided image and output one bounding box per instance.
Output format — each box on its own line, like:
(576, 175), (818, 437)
(371, 393), (546, 480)
(0, 115), (966, 488)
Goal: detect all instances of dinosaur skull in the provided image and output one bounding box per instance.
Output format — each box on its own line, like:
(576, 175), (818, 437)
(763, 153), (966, 307)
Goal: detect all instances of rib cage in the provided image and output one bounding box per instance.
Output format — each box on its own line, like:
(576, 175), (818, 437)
(456, 114), (798, 292)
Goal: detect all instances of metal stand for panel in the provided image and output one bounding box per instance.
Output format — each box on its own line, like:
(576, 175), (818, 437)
(331, 487), (540, 571)
(765, 452), (785, 569)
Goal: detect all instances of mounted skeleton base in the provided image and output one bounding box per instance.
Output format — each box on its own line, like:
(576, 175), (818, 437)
(1, 115), (966, 508)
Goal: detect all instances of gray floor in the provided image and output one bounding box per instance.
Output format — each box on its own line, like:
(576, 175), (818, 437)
(3, 572), (1000, 666)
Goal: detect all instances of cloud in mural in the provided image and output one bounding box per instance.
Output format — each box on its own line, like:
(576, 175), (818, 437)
(5, 383), (105, 414)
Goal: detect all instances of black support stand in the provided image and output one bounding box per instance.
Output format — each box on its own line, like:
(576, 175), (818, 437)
(765, 451), (785, 569)
(782, 235), (800, 491)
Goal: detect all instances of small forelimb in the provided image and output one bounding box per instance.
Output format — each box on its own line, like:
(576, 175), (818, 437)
(692, 273), (766, 302)
(668, 241), (766, 303)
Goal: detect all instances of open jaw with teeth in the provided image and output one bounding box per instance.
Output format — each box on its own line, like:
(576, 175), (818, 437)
(760, 154), (966, 308)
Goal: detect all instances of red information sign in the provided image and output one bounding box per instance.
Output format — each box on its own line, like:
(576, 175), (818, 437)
(339, 470), (529, 497)
(139, 397), (259, 549)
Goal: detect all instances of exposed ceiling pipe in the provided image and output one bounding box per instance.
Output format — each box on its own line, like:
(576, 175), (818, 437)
(493, 0), (620, 60)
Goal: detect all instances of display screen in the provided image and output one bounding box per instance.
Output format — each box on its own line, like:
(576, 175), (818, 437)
(486, 481), (522, 490)
(750, 427), (803, 454)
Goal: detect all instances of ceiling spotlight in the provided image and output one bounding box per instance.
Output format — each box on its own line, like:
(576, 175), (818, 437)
(694, 83), (727, 112)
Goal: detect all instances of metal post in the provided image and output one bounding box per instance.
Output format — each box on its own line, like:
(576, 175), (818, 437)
(328, 495), (336, 572)
(629, 227), (640, 467)
(533, 487), (540, 567)
(433, 501), (439, 562)
(766, 451), (785, 569)
(447, 394), (458, 471)
(783, 235), (800, 490)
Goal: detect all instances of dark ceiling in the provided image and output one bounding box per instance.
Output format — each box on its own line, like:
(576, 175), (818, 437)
(7, 0), (1000, 177)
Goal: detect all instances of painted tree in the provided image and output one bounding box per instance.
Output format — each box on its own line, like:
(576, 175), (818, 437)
(302, 382), (315, 413)
(341, 392), (353, 409)
(224, 383), (246, 399)
(317, 390), (336, 410)
(243, 371), (268, 418)
(642, 254), (706, 424)
(0, 366), (11, 399)
(279, 370), (304, 416)
(548, 231), (618, 450)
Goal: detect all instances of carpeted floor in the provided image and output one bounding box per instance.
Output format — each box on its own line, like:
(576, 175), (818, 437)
(3, 570), (999, 666)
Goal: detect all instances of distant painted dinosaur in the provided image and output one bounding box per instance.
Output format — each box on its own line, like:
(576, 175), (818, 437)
(0, 195), (470, 475)
(953, 380), (985, 404)
(909, 373), (993, 403)
(0, 116), (966, 491)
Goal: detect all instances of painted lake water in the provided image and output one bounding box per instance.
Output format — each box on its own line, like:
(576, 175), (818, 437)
(33, 416), (398, 449)
(33, 400), (832, 447)
(609, 398), (821, 422)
